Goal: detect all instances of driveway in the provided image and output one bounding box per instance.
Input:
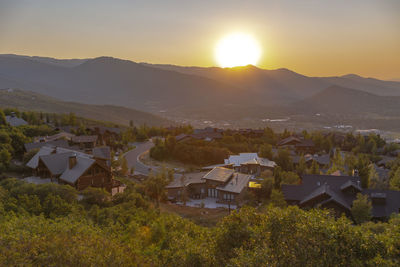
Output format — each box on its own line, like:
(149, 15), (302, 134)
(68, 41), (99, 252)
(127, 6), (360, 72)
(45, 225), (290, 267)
(124, 141), (155, 175)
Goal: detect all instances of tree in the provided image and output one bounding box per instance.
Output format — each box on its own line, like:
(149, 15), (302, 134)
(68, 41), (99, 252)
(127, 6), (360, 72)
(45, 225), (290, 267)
(389, 168), (400, 190)
(260, 177), (274, 200)
(351, 193), (372, 224)
(274, 149), (293, 171)
(296, 155), (307, 175)
(368, 164), (385, 189)
(259, 144), (273, 159)
(280, 171), (301, 185)
(121, 157), (128, 176)
(144, 167), (173, 208)
(270, 189), (286, 208)
(308, 160), (320, 175)
(0, 110), (6, 125)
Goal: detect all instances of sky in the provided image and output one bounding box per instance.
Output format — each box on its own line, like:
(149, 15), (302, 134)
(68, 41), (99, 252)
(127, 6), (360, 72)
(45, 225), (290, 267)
(0, 0), (399, 79)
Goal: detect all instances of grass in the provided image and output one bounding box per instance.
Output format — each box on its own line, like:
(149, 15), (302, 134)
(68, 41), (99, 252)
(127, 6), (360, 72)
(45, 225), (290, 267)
(140, 151), (200, 172)
(160, 202), (229, 227)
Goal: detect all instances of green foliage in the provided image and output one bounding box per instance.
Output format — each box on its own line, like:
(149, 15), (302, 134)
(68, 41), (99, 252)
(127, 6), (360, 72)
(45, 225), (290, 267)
(274, 149), (293, 171)
(259, 144), (273, 159)
(308, 160), (320, 174)
(280, 171), (301, 185)
(270, 189), (287, 208)
(144, 167), (174, 207)
(389, 168), (400, 190)
(351, 193), (372, 224)
(0, 178), (399, 266)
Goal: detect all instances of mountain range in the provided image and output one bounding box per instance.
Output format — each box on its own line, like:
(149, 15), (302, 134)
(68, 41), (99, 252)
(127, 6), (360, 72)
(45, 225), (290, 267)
(0, 54), (399, 130)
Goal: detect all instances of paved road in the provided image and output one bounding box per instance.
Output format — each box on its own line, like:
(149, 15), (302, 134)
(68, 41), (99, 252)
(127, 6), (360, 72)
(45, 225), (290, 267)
(123, 140), (182, 180)
(124, 141), (155, 175)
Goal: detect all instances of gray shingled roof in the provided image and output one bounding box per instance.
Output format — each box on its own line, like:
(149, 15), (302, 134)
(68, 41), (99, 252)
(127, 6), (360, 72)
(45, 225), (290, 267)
(93, 146), (111, 160)
(203, 167), (234, 183)
(166, 172), (207, 189)
(24, 139), (69, 152)
(60, 156), (95, 184)
(282, 174), (400, 218)
(71, 135), (98, 143)
(6, 115), (28, 127)
(217, 173), (251, 194)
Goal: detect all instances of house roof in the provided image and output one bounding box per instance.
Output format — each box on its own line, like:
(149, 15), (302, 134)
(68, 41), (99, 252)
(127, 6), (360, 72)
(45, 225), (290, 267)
(93, 146), (111, 160)
(224, 153), (276, 168)
(282, 174), (400, 218)
(295, 139), (315, 148)
(277, 136), (301, 146)
(71, 135), (98, 143)
(6, 115), (28, 127)
(59, 156), (96, 184)
(24, 139), (70, 152)
(166, 172), (207, 189)
(44, 132), (75, 142)
(217, 173), (252, 194)
(40, 152), (74, 175)
(203, 167), (234, 183)
(26, 145), (90, 169)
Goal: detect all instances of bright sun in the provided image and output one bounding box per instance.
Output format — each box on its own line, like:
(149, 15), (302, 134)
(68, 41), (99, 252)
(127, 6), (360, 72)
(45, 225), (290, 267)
(215, 33), (261, 68)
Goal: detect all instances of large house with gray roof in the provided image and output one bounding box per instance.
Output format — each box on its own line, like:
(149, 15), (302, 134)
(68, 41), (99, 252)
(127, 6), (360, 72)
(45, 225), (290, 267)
(26, 145), (122, 193)
(166, 167), (252, 206)
(282, 174), (400, 220)
(6, 112), (28, 127)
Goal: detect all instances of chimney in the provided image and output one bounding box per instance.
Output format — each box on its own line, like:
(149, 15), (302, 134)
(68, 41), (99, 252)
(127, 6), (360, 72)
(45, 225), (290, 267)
(69, 154), (77, 169)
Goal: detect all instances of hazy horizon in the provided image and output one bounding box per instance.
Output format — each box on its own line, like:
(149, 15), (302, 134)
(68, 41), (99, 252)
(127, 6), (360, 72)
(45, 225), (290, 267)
(1, 0), (399, 80)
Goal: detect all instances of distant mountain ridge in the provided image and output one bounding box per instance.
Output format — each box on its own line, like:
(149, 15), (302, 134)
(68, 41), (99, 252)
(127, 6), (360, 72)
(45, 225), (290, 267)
(0, 54), (399, 122)
(294, 85), (400, 116)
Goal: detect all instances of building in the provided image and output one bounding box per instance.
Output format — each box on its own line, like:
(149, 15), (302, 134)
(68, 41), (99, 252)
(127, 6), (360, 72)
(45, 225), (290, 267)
(223, 153), (276, 175)
(277, 136), (315, 154)
(71, 135), (98, 151)
(166, 167), (252, 206)
(5, 112), (28, 127)
(282, 174), (400, 220)
(24, 139), (71, 152)
(26, 145), (123, 194)
(88, 126), (122, 146)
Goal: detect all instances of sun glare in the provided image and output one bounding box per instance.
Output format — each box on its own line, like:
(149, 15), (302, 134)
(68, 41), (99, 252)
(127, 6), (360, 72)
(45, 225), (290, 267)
(215, 33), (261, 68)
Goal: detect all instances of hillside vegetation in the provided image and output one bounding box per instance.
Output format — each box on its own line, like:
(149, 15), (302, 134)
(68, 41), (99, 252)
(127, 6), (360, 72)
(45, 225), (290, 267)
(0, 178), (399, 266)
(0, 89), (171, 126)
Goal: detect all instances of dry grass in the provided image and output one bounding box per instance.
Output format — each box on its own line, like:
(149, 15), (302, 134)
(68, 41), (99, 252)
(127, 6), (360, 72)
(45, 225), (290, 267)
(160, 202), (230, 227)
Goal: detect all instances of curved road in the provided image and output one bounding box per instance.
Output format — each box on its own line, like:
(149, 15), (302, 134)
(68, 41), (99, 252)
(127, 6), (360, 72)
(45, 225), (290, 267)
(124, 141), (155, 175)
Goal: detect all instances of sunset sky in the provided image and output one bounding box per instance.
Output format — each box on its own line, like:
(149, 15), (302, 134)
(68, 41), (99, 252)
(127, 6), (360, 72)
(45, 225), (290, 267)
(0, 0), (399, 80)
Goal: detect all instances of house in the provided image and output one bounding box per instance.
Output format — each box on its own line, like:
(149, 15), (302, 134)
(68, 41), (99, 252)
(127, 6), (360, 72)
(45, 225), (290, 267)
(88, 126), (121, 146)
(295, 139), (315, 154)
(377, 156), (397, 169)
(26, 145), (123, 194)
(25, 139), (70, 152)
(5, 112), (28, 127)
(223, 153), (276, 175)
(277, 136), (315, 153)
(71, 135), (98, 151)
(166, 167), (252, 206)
(277, 136), (302, 147)
(293, 154), (330, 168)
(34, 131), (75, 143)
(282, 174), (400, 220)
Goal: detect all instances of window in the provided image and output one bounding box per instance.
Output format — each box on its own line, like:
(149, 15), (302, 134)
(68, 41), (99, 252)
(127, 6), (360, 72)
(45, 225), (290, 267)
(208, 188), (218, 198)
(223, 193), (235, 201)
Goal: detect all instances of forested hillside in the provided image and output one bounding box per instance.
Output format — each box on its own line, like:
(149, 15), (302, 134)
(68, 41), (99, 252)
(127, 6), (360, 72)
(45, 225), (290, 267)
(0, 178), (399, 266)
